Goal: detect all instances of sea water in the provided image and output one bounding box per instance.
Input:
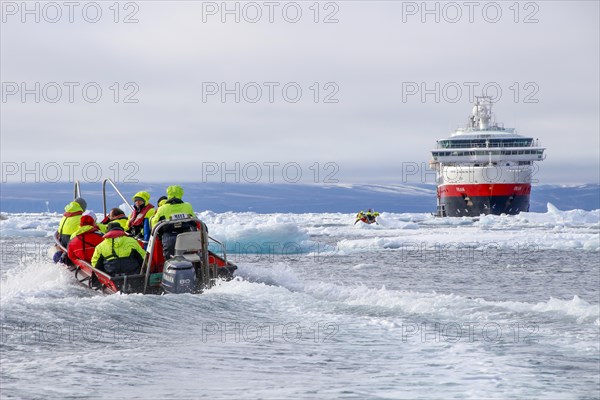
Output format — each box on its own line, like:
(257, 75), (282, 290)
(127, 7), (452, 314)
(1, 206), (598, 399)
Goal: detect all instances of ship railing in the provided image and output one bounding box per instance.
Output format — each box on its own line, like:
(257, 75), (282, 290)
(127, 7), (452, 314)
(436, 141), (538, 149)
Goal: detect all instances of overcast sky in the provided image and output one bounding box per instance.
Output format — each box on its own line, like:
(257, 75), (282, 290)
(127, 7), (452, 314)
(1, 1), (598, 185)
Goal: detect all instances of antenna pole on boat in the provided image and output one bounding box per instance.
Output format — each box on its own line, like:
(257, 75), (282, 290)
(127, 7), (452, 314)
(73, 180), (81, 200)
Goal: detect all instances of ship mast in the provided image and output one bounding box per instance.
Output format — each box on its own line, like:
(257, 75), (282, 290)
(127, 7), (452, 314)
(469, 96), (494, 130)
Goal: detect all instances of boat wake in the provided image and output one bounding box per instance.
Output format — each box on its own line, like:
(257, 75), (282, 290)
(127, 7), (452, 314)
(0, 261), (77, 304)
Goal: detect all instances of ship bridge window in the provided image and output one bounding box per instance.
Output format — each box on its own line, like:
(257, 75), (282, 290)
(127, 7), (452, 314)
(438, 138), (534, 149)
(489, 139), (533, 147)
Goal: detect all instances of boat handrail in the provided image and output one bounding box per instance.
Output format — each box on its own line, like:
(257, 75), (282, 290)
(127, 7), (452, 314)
(142, 216), (216, 294)
(208, 235), (228, 267)
(102, 178), (134, 217)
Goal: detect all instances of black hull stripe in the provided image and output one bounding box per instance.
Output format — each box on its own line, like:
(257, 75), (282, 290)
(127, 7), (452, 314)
(439, 195), (530, 217)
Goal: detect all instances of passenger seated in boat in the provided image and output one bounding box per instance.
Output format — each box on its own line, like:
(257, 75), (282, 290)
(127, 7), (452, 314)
(156, 196), (168, 208)
(127, 191), (155, 244)
(354, 211), (365, 224)
(56, 197), (87, 247)
(151, 185), (196, 260)
(99, 208), (129, 232)
(67, 211), (104, 263)
(364, 209), (379, 223)
(54, 197), (87, 263)
(91, 222), (146, 276)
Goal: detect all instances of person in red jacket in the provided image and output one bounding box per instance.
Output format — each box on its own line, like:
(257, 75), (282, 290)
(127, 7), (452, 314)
(67, 212), (104, 263)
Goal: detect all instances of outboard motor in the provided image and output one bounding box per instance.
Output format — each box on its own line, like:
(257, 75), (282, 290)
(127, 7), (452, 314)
(161, 231), (203, 294)
(161, 257), (196, 294)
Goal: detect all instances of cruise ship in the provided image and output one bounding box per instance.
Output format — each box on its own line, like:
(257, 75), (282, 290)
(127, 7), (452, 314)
(430, 97), (546, 217)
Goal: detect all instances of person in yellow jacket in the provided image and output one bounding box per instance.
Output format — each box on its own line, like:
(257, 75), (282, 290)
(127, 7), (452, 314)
(156, 196), (168, 208)
(365, 209), (380, 223)
(354, 210), (365, 225)
(91, 222), (146, 276)
(151, 186), (195, 227)
(150, 185), (196, 259)
(127, 191), (155, 243)
(56, 197), (87, 247)
(54, 197), (87, 264)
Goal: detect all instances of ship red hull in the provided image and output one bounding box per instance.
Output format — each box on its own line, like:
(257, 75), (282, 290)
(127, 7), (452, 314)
(437, 183), (531, 217)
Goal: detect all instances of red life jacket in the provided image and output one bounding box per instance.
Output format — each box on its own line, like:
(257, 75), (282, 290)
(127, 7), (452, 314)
(129, 203), (154, 228)
(64, 210), (83, 218)
(103, 230), (127, 239)
(67, 230), (104, 263)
